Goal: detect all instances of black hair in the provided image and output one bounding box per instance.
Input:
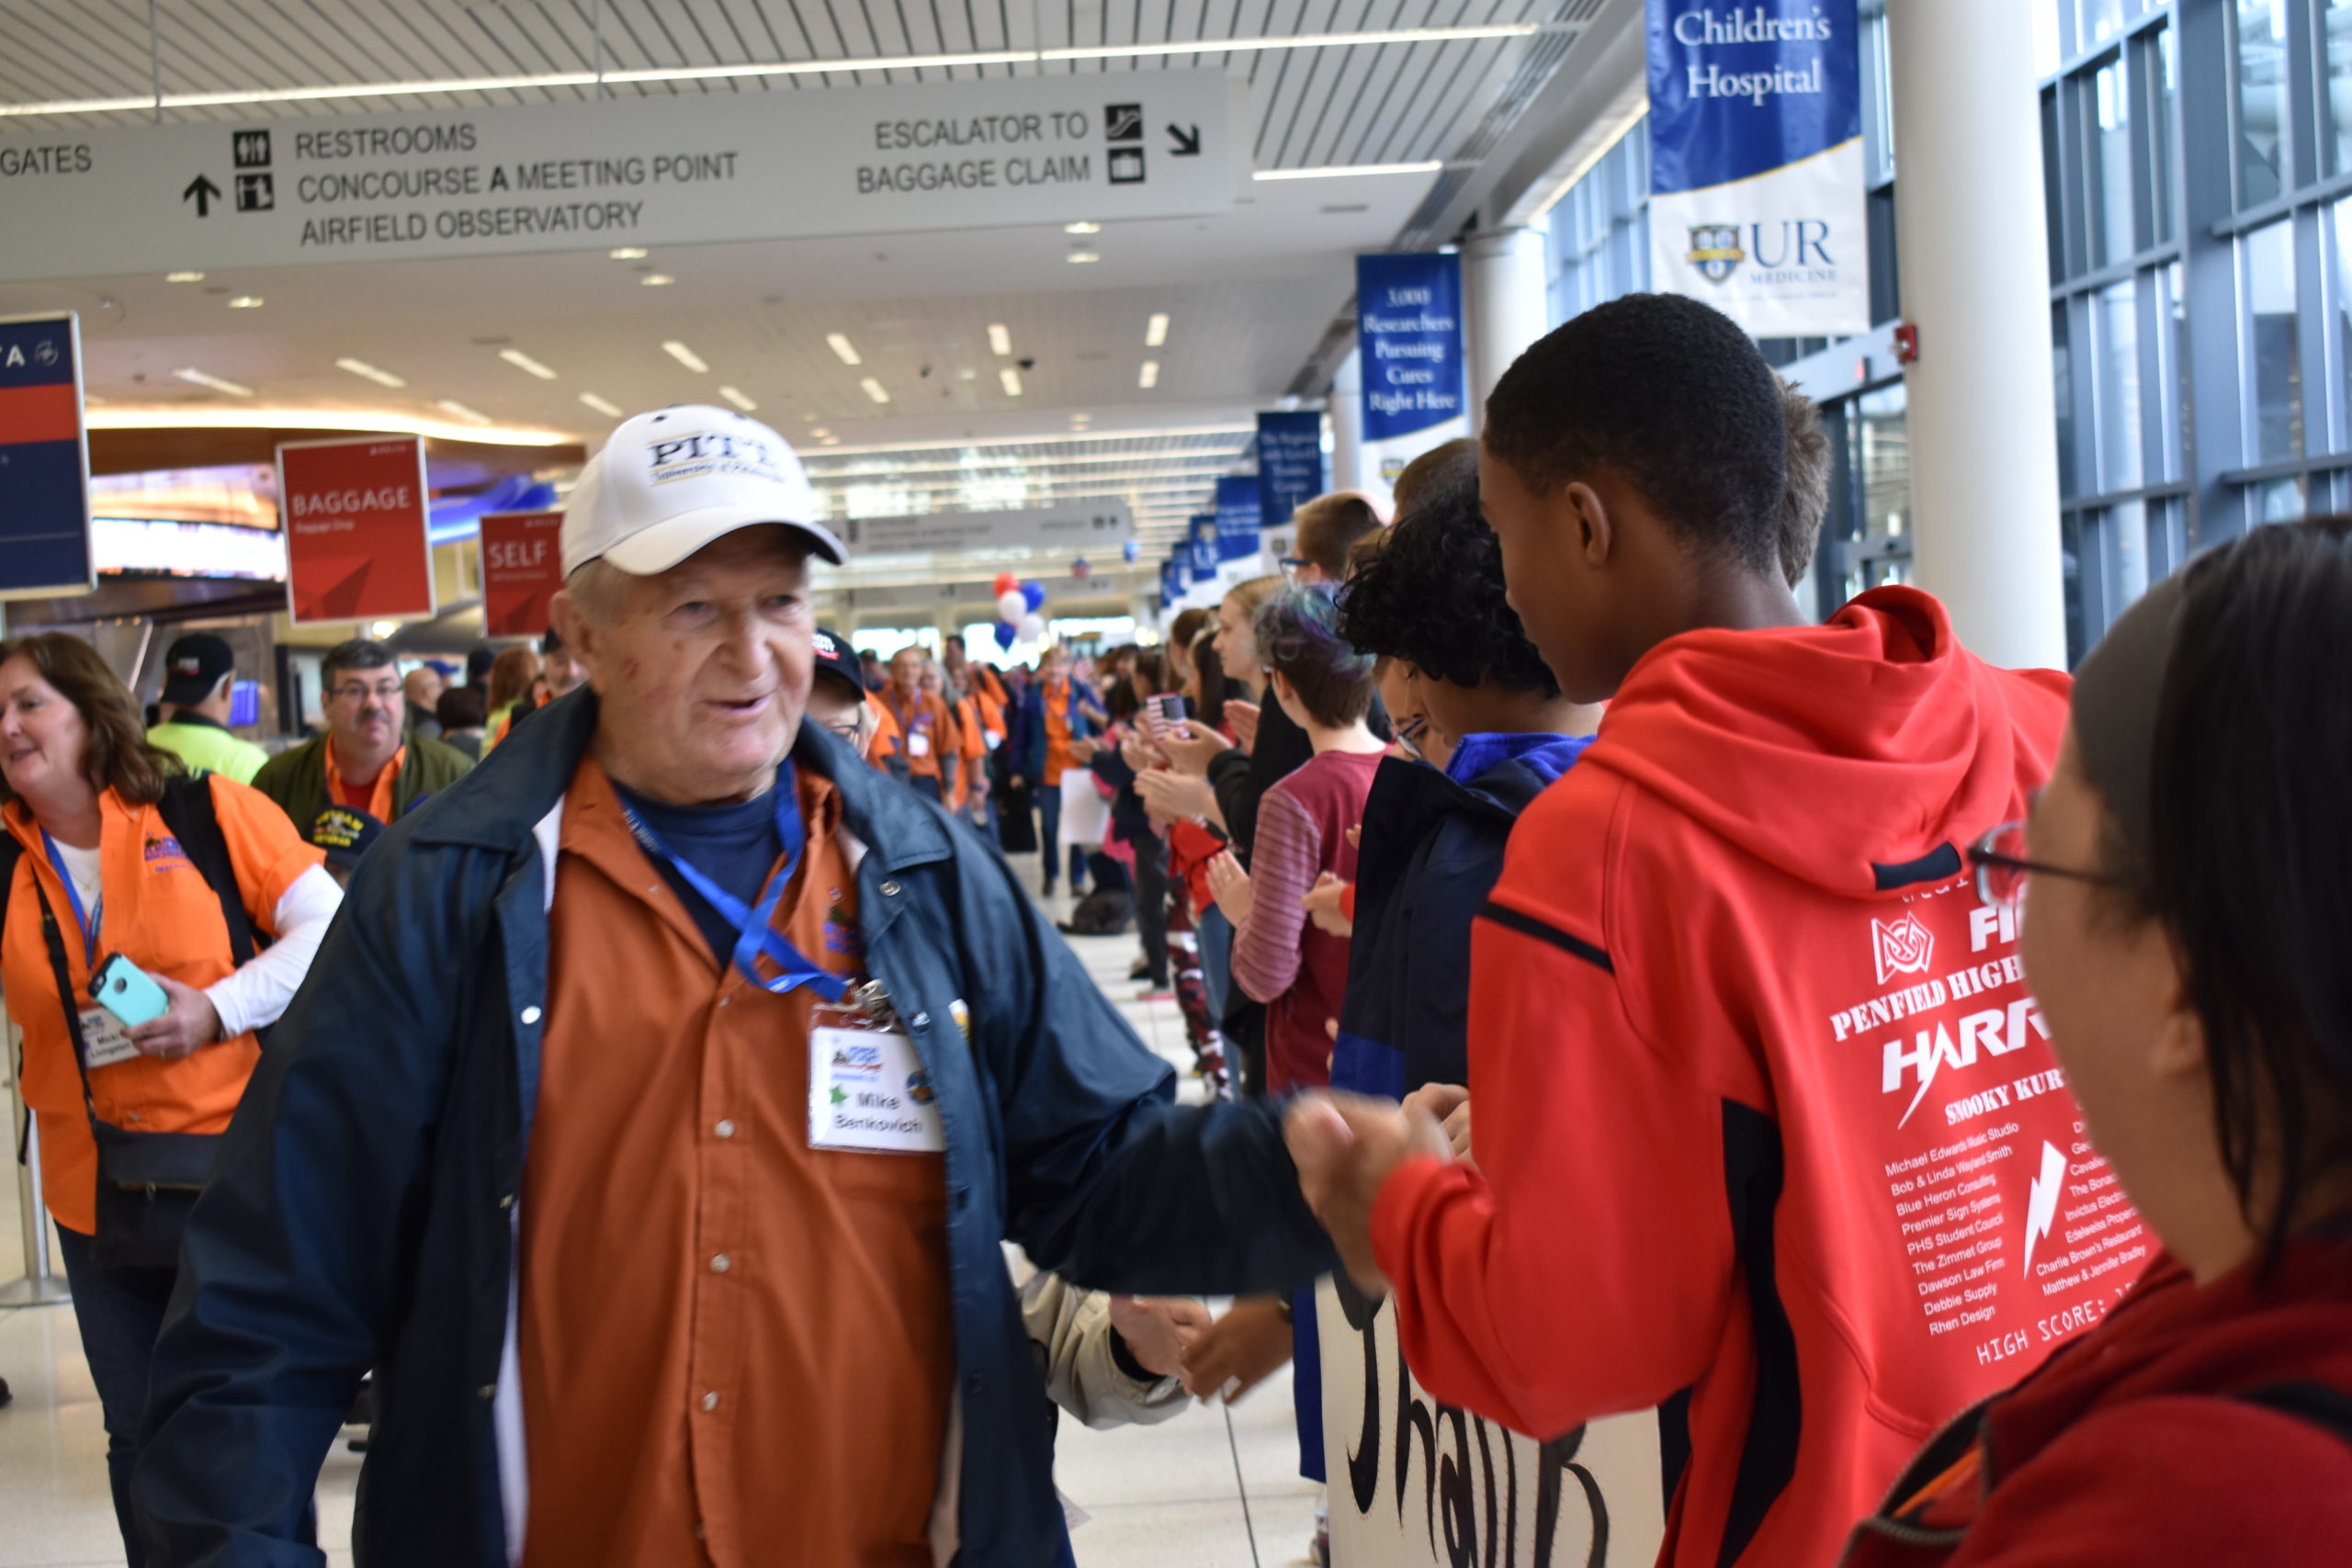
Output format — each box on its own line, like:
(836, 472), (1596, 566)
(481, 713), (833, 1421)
(322, 638), (398, 690)
(1484, 292), (1787, 578)
(435, 686), (488, 731)
(1336, 444), (1560, 697)
(2122, 518), (2352, 1262)
(1191, 632), (1228, 733)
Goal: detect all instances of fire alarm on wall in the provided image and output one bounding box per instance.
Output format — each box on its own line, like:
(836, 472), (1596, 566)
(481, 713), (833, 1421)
(1893, 322), (1920, 364)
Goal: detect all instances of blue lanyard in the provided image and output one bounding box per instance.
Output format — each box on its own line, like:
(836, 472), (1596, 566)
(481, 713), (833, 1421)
(40, 830), (101, 969)
(616, 765), (851, 1004)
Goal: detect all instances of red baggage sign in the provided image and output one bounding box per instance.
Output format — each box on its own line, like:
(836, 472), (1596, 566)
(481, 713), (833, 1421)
(277, 435), (434, 625)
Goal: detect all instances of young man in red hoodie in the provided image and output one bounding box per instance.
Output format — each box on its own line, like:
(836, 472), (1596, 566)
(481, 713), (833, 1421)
(1286, 292), (2139, 1568)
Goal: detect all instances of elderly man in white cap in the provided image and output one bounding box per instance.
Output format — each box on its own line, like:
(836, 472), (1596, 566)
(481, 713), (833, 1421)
(133, 407), (1334, 1568)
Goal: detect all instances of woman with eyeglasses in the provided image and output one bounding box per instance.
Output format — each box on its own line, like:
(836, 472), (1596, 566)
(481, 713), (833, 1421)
(1, 633), (341, 1565)
(1845, 517), (2352, 1566)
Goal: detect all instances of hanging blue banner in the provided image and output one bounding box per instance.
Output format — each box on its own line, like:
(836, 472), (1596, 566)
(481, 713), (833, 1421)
(1354, 254), (1466, 446)
(1646, 0), (1865, 336)
(1256, 411), (1327, 529)
(1188, 515), (1219, 582)
(0, 312), (94, 599)
(1160, 558), (1183, 608)
(1216, 475), (1261, 561)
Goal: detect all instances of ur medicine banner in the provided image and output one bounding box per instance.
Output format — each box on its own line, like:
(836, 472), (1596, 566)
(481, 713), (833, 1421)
(277, 435), (435, 625)
(1355, 253), (1469, 484)
(0, 311), (95, 599)
(1646, 0), (1866, 337)
(480, 509), (564, 637)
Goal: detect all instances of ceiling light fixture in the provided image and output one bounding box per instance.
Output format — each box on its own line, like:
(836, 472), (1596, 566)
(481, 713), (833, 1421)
(227, 295), (265, 308)
(987, 323), (1012, 356)
(859, 377), (891, 404)
(718, 385), (758, 411)
(1065, 220), (1101, 234)
(580, 392), (623, 417)
(663, 340), (709, 372)
(1138, 360), (1160, 389)
(335, 356), (406, 389)
(1066, 251), (1100, 264)
(1145, 312), (1170, 347)
(609, 247), (649, 260)
(0, 28), (1545, 118)
(826, 333), (863, 366)
(809, 427), (831, 439)
(165, 270), (204, 282)
(499, 348), (559, 379)
(1253, 161), (1446, 181)
(436, 399), (494, 425)
(640, 273), (675, 286)
(1001, 367), (1024, 396)
(172, 367), (254, 397)
(87, 406), (573, 446)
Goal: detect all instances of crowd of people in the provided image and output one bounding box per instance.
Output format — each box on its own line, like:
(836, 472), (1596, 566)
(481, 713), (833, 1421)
(3, 295), (2349, 1568)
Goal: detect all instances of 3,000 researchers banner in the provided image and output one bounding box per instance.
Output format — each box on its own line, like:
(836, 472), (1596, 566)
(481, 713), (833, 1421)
(1646, 1), (1866, 338)
(1355, 253), (1468, 487)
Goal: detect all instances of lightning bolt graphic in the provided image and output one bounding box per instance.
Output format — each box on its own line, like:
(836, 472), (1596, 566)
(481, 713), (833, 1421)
(1896, 1022), (1953, 1129)
(2022, 1140), (2067, 1277)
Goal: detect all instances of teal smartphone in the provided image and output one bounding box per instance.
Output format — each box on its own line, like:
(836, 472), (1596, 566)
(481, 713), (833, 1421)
(90, 953), (171, 1029)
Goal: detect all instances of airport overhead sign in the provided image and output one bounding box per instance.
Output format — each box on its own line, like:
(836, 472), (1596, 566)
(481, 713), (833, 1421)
(0, 72), (1240, 282)
(480, 509), (564, 637)
(837, 501), (1134, 556)
(277, 435), (435, 625)
(0, 311), (95, 600)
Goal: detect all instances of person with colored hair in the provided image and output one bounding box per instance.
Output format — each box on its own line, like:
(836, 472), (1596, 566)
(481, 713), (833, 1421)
(1844, 518), (2352, 1567)
(0, 634), (340, 1565)
(1284, 292), (2116, 1568)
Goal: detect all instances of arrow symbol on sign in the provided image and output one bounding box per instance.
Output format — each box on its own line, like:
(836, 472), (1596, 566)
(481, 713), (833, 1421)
(1167, 124), (1201, 156)
(183, 173), (221, 217)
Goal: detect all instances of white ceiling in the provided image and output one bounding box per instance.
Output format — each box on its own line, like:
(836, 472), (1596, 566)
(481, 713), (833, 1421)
(0, 0), (1628, 609)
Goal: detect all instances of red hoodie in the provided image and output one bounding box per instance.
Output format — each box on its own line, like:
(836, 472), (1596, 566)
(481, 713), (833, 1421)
(1841, 1232), (2352, 1567)
(1371, 588), (2148, 1568)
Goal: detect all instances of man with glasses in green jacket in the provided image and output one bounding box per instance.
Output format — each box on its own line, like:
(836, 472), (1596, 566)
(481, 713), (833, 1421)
(251, 639), (472, 836)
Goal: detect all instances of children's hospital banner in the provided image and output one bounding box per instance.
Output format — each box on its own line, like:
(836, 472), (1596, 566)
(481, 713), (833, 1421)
(1646, 1), (1867, 338)
(1319, 1277), (1667, 1568)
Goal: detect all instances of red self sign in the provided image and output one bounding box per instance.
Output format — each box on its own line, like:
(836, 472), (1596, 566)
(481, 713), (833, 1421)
(277, 435), (435, 625)
(480, 510), (563, 637)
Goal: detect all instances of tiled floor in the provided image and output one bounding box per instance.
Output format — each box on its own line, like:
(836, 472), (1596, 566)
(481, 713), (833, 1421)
(0, 850), (1323, 1567)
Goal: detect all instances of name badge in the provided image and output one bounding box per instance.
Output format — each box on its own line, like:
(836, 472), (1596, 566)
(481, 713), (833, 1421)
(810, 1023), (945, 1155)
(78, 1007), (141, 1068)
(907, 730), (933, 758)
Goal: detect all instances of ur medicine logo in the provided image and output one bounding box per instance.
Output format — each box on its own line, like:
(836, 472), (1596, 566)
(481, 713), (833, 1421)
(1686, 223), (1745, 284)
(1871, 912), (1936, 986)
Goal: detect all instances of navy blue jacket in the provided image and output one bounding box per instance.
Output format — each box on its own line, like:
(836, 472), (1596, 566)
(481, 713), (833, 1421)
(133, 688), (1333, 1567)
(1010, 678), (1102, 783)
(1330, 732), (1591, 1100)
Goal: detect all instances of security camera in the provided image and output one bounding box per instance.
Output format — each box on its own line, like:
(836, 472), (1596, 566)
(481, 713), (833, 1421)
(920, 364), (933, 378)
(1018, 356), (1036, 371)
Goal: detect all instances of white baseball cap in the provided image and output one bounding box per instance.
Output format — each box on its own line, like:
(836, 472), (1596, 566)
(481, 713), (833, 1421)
(561, 405), (845, 578)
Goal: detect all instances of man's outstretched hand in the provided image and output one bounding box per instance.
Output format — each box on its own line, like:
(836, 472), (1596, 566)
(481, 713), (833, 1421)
(1283, 1091), (1452, 1298)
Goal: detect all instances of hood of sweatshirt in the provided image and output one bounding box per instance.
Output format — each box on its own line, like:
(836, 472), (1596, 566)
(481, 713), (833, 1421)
(1587, 587), (2070, 899)
(1444, 729), (1595, 812)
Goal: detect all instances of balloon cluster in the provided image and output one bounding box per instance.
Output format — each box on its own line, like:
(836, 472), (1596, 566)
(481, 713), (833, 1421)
(992, 572), (1047, 649)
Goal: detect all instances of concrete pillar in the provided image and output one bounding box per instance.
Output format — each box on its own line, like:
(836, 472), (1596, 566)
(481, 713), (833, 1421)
(1462, 227), (1552, 434)
(1887, 0), (2068, 671)
(1329, 350), (1369, 494)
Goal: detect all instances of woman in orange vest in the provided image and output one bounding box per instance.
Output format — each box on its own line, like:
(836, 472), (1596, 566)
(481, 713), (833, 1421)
(0, 634), (341, 1565)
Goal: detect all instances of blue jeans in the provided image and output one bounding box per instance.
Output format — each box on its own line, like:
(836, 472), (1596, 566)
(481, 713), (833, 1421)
(1035, 783), (1087, 890)
(55, 1223), (178, 1568)
(1196, 905), (1234, 1024)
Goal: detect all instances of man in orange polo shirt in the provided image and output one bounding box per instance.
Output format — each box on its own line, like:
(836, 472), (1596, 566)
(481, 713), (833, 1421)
(880, 648), (956, 805)
(139, 404), (1337, 1568)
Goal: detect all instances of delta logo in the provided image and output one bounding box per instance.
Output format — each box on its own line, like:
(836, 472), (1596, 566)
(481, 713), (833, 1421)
(1871, 912), (1935, 986)
(142, 833), (195, 874)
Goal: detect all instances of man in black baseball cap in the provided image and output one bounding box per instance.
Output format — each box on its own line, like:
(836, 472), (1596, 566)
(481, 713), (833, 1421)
(148, 632), (268, 784)
(307, 805), (386, 887)
(803, 626), (875, 757)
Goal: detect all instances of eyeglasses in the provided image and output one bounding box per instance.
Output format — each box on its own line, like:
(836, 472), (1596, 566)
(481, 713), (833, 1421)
(1967, 820), (2111, 912)
(822, 718), (864, 745)
(1278, 556), (1310, 583)
(328, 681), (404, 705)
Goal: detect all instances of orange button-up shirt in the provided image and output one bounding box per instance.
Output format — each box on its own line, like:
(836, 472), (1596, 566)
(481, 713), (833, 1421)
(880, 690), (953, 781)
(0, 782), (322, 1234)
(1041, 680), (1076, 786)
(520, 758), (954, 1568)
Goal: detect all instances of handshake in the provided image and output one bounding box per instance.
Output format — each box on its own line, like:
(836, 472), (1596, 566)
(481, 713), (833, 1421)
(1281, 1084), (1474, 1297)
